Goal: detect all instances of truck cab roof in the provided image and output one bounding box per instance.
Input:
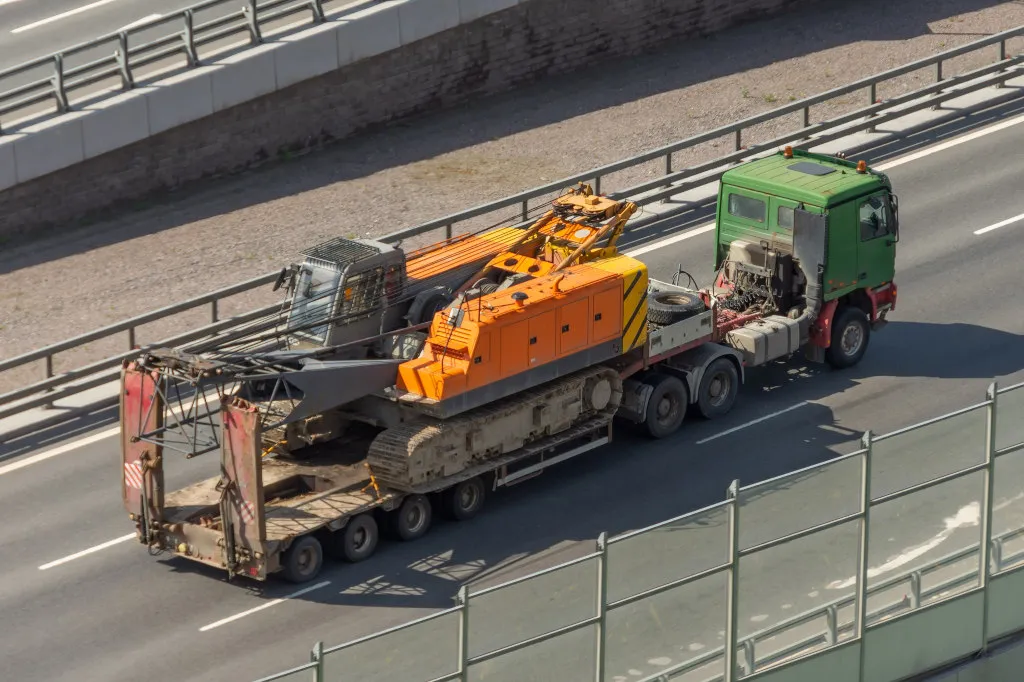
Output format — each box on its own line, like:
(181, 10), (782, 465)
(721, 149), (891, 208)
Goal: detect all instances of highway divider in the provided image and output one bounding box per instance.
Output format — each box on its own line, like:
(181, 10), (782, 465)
(1, 33), (1023, 443)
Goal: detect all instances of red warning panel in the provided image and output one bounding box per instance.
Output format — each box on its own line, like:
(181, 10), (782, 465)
(221, 398), (266, 548)
(120, 361), (164, 521)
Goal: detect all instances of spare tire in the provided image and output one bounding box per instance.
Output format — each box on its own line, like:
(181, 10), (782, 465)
(647, 291), (706, 325)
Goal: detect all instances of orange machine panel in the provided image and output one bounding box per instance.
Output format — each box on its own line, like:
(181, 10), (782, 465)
(557, 298), (590, 356)
(396, 262), (624, 408)
(528, 311), (557, 368)
(592, 286), (622, 343)
(499, 320), (530, 378)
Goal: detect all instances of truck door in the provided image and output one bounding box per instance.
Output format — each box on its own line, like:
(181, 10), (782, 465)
(856, 191), (897, 288)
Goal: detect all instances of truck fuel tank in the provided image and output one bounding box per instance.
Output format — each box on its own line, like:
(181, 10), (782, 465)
(724, 315), (802, 366)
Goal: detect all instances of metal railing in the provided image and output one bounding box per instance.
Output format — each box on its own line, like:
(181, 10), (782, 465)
(0, 0), (380, 133)
(255, 380), (1024, 682)
(2, 28), (1023, 440)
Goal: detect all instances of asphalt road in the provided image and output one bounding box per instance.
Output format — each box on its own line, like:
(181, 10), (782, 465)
(0, 117), (1023, 682)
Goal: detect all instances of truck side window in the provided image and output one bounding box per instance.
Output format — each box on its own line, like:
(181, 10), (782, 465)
(777, 206), (794, 229)
(728, 193), (765, 223)
(859, 196), (890, 241)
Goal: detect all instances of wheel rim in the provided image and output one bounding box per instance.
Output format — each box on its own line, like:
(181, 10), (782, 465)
(840, 322), (864, 357)
(458, 485), (479, 512)
(707, 371), (731, 407)
(405, 503), (425, 533)
(352, 527), (368, 551)
(657, 392), (680, 424)
(297, 547), (315, 574)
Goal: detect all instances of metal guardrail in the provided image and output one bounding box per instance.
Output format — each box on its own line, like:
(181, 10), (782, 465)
(0, 0), (379, 133)
(255, 381), (1024, 682)
(1, 27), (1022, 440)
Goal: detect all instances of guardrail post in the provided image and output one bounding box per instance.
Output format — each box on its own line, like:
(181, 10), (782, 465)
(211, 300), (219, 324)
(825, 604), (838, 646)
(445, 224), (453, 239)
(933, 60), (944, 110)
(116, 32), (134, 90)
(979, 382), (998, 652)
(724, 479), (741, 682)
(520, 200), (529, 222)
(457, 585), (470, 682)
(595, 176), (602, 195)
(245, 0), (263, 45)
(734, 129), (742, 151)
(309, 641), (324, 682)
(310, 0), (325, 23)
(42, 355), (55, 409)
(594, 532), (608, 682)
(128, 326), (136, 350)
(741, 639), (755, 676)
(855, 431), (873, 682)
(51, 54), (69, 113)
(182, 10), (199, 66)
(908, 571), (921, 609)
(867, 83), (877, 133)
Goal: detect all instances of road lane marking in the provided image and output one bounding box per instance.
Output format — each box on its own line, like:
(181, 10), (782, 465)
(873, 111), (1024, 171)
(0, 426), (119, 477)
(695, 402), (809, 445)
(973, 211), (1024, 236)
(826, 501), (980, 590)
(624, 224), (716, 258)
(10, 0), (122, 33)
(198, 581), (332, 632)
(117, 13), (161, 31)
(38, 533), (136, 570)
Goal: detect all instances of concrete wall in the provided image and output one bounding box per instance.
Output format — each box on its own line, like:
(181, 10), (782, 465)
(0, 0), (809, 240)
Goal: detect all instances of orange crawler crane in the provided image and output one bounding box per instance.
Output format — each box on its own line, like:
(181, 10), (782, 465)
(365, 187), (644, 489)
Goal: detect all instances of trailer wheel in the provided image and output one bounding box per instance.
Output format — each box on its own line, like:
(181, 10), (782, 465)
(393, 494), (433, 541)
(643, 373), (687, 439)
(647, 291), (706, 326)
(826, 306), (870, 369)
(442, 477), (486, 521)
(281, 535), (324, 584)
(697, 358), (739, 419)
(331, 513), (379, 563)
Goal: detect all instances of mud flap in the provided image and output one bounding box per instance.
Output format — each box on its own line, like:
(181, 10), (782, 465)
(220, 398), (267, 579)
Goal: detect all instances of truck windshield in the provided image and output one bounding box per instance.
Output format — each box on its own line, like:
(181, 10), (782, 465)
(288, 265), (342, 344)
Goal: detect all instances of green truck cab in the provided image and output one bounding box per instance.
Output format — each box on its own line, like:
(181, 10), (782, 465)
(713, 147), (899, 368)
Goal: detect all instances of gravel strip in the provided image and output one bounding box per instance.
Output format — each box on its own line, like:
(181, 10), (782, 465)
(0, 0), (1022, 395)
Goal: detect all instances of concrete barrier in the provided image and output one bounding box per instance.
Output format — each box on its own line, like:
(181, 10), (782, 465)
(0, 0), (813, 238)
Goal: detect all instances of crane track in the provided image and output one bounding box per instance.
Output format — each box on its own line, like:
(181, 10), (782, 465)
(367, 365), (623, 491)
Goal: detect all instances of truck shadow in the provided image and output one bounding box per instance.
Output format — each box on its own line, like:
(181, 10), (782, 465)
(155, 319), (1021, 624)
(0, 0), (1012, 270)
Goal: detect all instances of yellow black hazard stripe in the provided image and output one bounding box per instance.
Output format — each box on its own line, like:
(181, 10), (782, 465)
(622, 270), (648, 351)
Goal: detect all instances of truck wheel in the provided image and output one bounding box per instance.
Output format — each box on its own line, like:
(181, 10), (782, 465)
(697, 358), (739, 419)
(647, 291), (706, 326)
(331, 513), (379, 563)
(643, 373), (687, 439)
(826, 306), (870, 369)
(281, 535), (324, 584)
(442, 477), (486, 521)
(393, 494), (433, 541)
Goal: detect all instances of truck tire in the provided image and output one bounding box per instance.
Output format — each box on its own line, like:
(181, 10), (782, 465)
(392, 494), (433, 541)
(281, 535), (324, 584)
(407, 287), (452, 325)
(442, 477), (486, 521)
(647, 291), (706, 326)
(643, 373), (687, 439)
(697, 358), (739, 419)
(331, 513), (379, 563)
(826, 306), (870, 369)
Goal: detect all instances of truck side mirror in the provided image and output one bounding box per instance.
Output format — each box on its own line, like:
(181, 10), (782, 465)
(889, 193), (900, 243)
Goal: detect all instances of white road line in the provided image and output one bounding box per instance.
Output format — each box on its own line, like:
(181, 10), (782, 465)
(38, 533), (136, 570)
(874, 111), (1024, 171)
(117, 13), (160, 31)
(8, 100), (1024, 474)
(10, 0), (122, 33)
(198, 581), (332, 632)
(695, 402), (809, 445)
(0, 425), (119, 477)
(0, 0), (26, 7)
(973, 211), (1024, 236)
